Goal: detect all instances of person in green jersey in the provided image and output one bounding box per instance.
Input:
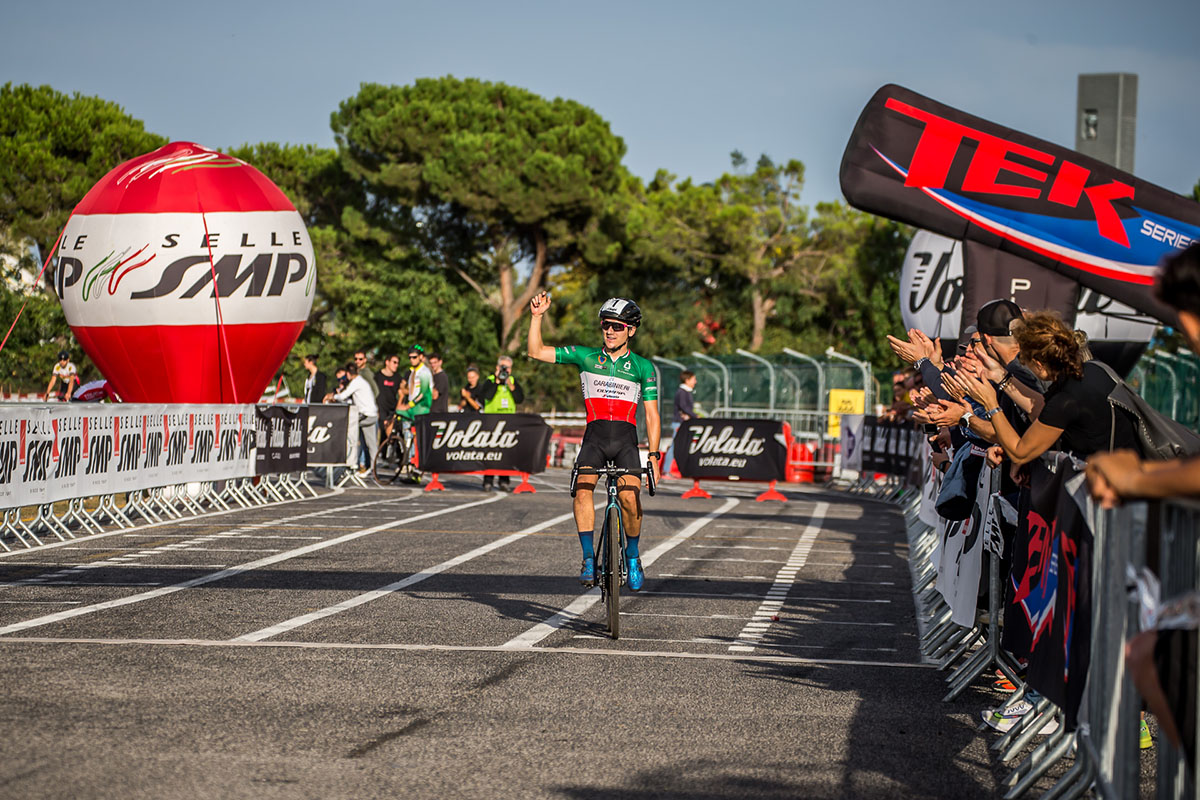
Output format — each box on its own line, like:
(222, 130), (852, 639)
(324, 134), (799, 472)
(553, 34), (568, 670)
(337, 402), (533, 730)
(528, 292), (661, 591)
(394, 345), (434, 479)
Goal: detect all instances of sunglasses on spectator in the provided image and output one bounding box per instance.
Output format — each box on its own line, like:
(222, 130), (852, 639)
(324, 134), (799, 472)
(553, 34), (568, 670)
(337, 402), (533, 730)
(600, 321), (629, 332)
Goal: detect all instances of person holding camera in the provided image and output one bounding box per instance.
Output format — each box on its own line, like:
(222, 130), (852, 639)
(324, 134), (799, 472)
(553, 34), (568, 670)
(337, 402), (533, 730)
(480, 355), (524, 490)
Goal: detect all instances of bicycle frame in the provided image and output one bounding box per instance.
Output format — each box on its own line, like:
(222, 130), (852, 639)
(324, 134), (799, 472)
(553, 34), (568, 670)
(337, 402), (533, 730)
(570, 463), (655, 638)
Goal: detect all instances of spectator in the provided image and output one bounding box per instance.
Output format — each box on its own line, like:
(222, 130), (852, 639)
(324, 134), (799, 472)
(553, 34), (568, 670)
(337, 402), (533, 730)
(429, 352), (450, 413)
(459, 366), (486, 414)
(354, 350), (379, 398)
(325, 361), (379, 476)
(302, 354), (327, 404)
(1087, 243), (1200, 765)
(375, 354), (403, 433)
(45, 350), (78, 401)
(663, 370), (697, 476)
(947, 310), (1137, 464)
(481, 355), (525, 490)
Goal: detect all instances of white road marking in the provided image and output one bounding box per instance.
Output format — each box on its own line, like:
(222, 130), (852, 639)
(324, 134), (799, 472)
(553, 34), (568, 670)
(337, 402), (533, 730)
(0, 600), (83, 605)
(568, 634), (896, 653)
(0, 635), (931, 669)
(0, 485), (411, 559)
(730, 502), (828, 653)
(0, 494), (504, 636)
(690, 544), (790, 551)
(233, 505), (583, 642)
(677, 557), (787, 564)
(500, 497), (741, 649)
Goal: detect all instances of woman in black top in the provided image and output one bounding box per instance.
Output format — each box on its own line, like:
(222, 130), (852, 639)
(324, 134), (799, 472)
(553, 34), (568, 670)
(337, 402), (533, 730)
(951, 311), (1136, 464)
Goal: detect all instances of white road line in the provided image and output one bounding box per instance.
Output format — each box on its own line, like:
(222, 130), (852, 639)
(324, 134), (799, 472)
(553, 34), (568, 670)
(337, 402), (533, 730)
(730, 501), (828, 653)
(690, 545), (790, 551)
(500, 497), (741, 649)
(0, 600), (83, 605)
(0, 488), (434, 561)
(569, 634), (897, 653)
(0, 494), (504, 637)
(677, 557), (787, 564)
(0, 635), (932, 669)
(233, 505), (581, 642)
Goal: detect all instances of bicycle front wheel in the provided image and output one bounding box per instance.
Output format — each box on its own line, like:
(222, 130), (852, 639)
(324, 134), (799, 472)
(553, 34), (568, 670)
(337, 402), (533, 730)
(372, 435), (403, 486)
(605, 503), (622, 639)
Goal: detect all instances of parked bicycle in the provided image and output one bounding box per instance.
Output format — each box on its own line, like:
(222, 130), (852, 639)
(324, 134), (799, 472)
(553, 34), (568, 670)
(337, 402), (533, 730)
(373, 422), (422, 486)
(569, 462), (656, 638)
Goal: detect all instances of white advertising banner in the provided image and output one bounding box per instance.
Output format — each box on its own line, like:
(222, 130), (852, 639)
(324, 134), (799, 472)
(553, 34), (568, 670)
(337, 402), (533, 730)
(839, 414), (865, 473)
(0, 404), (256, 507)
(937, 455), (995, 628)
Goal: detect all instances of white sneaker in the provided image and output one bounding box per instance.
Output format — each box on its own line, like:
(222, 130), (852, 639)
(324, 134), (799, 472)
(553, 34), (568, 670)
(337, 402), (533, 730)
(980, 701), (1060, 734)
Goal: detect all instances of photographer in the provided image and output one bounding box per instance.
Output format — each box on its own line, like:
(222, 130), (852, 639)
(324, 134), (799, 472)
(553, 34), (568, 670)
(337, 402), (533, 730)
(480, 355), (524, 490)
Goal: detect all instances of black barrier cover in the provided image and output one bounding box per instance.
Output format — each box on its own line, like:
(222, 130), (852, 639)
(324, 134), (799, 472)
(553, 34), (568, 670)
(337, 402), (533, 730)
(860, 418), (921, 477)
(674, 419), (786, 481)
(305, 404), (351, 465)
(416, 413), (552, 474)
(1020, 456), (1093, 730)
(255, 405), (308, 474)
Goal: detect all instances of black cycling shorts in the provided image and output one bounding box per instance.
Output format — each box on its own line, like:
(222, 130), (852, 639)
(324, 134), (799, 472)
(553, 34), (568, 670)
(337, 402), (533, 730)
(575, 421), (641, 473)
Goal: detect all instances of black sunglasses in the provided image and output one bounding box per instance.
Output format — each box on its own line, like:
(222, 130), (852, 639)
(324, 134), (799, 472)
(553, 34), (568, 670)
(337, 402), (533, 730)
(600, 320), (629, 332)
(408, 354), (420, 359)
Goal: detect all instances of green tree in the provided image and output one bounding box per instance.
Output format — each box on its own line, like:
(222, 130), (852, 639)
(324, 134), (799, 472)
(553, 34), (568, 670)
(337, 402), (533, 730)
(0, 84), (165, 390)
(0, 83), (166, 266)
(331, 77), (627, 350)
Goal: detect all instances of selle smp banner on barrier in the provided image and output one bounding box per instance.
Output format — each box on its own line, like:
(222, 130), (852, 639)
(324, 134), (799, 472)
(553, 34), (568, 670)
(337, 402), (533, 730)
(840, 84), (1200, 324)
(673, 419), (787, 481)
(254, 405), (308, 474)
(304, 404), (354, 466)
(416, 413), (552, 474)
(0, 404), (256, 507)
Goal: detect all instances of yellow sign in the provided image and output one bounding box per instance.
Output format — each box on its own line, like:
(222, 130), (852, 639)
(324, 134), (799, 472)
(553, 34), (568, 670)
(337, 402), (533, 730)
(827, 389), (865, 437)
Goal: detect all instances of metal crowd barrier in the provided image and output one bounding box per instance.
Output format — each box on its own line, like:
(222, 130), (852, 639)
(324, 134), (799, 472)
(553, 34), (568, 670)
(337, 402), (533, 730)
(0, 473), (320, 552)
(869, 442), (1200, 799)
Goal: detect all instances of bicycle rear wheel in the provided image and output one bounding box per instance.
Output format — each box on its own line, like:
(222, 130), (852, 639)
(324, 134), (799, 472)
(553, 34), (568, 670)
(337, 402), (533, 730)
(605, 503), (622, 639)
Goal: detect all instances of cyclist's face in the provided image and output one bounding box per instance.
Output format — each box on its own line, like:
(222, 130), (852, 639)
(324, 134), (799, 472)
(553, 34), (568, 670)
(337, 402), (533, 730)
(600, 320), (632, 349)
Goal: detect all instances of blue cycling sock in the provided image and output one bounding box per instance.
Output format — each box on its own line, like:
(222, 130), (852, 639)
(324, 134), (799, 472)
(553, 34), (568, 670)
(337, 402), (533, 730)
(578, 530), (593, 559)
(626, 535), (640, 559)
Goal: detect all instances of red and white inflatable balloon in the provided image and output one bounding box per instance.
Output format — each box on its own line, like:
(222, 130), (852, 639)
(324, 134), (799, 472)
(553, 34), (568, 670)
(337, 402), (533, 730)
(54, 142), (315, 403)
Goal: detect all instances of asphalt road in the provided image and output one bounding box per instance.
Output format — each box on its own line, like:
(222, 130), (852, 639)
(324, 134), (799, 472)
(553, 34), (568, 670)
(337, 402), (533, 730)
(0, 472), (1089, 799)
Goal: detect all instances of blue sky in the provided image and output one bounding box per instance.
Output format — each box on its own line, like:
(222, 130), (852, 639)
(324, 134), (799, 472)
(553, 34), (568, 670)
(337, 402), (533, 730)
(5, 0), (1198, 206)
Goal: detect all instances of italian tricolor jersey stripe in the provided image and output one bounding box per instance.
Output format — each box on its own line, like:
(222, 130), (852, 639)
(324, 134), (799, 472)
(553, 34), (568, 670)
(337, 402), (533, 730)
(554, 345), (658, 425)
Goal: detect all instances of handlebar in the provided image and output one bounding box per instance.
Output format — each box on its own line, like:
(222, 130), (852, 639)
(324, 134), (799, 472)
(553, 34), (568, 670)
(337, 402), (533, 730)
(570, 463), (657, 498)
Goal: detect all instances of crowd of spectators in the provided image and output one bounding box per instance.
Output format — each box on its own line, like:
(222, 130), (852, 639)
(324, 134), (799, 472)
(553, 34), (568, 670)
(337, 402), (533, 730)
(886, 243), (1200, 764)
(302, 347), (525, 488)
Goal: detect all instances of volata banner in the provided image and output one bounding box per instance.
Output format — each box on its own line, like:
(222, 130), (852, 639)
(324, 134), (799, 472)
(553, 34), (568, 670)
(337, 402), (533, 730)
(841, 84), (1199, 324)
(416, 413), (552, 474)
(254, 405), (308, 475)
(673, 419), (787, 481)
(305, 404), (353, 466)
(0, 404), (256, 508)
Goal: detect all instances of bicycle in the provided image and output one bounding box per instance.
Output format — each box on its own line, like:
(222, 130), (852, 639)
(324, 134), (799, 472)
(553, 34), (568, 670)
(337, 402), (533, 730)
(569, 462), (656, 639)
(372, 420), (422, 486)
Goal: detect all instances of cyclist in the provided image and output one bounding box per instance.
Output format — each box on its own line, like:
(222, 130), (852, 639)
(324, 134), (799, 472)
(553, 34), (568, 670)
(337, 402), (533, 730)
(527, 292), (661, 590)
(45, 351), (79, 401)
(393, 345), (434, 479)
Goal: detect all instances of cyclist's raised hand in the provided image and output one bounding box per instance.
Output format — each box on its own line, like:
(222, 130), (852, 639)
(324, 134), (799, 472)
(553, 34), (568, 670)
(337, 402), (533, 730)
(530, 291), (551, 317)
